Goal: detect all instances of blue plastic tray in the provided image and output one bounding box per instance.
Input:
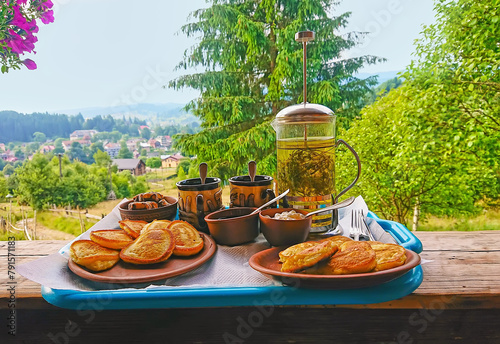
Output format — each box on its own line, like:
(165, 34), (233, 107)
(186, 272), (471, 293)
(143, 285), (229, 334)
(41, 216), (423, 310)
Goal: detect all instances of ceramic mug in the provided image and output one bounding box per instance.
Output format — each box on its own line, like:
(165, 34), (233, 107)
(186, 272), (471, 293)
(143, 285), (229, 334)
(176, 177), (224, 233)
(228, 175), (276, 208)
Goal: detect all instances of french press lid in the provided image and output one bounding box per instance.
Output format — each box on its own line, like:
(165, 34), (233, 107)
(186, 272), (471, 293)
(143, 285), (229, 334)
(273, 30), (335, 125)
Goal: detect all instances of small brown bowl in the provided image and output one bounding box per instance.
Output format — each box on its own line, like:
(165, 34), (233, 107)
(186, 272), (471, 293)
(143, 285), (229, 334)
(259, 208), (311, 246)
(205, 207), (259, 246)
(119, 196), (178, 223)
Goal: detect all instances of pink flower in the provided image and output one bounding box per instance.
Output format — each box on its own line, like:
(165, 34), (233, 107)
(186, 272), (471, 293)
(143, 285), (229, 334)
(40, 10), (54, 24)
(22, 59), (37, 70)
(1, 0), (54, 72)
(10, 6), (28, 30)
(37, 0), (53, 11)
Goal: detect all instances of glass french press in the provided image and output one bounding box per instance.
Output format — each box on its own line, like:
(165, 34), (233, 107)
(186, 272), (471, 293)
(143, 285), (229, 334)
(272, 31), (361, 234)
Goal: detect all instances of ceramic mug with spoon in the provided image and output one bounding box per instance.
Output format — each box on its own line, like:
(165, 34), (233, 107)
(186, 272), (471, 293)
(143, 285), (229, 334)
(176, 162), (224, 233)
(229, 161), (276, 208)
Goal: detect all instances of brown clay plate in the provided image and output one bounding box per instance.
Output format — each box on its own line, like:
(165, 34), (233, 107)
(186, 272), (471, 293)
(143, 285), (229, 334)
(249, 247), (420, 289)
(68, 232), (217, 284)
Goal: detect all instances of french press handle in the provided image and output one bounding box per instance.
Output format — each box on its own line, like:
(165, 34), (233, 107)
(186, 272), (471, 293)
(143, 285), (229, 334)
(334, 139), (361, 203)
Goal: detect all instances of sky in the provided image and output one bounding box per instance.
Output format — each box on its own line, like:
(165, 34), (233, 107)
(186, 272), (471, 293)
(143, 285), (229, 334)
(0, 0), (436, 114)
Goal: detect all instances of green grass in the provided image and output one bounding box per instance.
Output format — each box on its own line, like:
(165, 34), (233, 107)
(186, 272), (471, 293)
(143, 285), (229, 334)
(419, 208), (500, 231)
(0, 231), (25, 241)
(37, 211), (94, 236)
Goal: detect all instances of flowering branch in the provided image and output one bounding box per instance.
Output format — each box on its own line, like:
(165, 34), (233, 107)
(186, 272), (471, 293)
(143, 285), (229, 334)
(0, 0), (54, 73)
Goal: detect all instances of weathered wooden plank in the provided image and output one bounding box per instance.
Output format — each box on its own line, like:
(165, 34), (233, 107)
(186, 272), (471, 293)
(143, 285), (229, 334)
(415, 231), (500, 251)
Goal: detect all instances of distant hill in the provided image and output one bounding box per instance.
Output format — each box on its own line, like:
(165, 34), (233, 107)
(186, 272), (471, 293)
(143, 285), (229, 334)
(55, 103), (199, 125)
(355, 70), (402, 85)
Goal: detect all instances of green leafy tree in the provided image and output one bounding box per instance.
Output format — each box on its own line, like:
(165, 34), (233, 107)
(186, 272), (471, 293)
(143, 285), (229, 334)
(3, 164), (15, 176)
(404, 0), (499, 171)
(177, 166), (187, 181)
(15, 154), (59, 210)
(338, 0), (500, 226)
(177, 159), (191, 175)
(54, 161), (107, 208)
(117, 141), (133, 159)
(32, 132), (46, 143)
(170, 0), (382, 181)
(130, 176), (148, 196)
(141, 127), (152, 140)
(146, 157), (162, 168)
(0, 172), (7, 198)
(363, 77), (404, 106)
(14, 148), (23, 159)
(53, 138), (64, 154)
(93, 149), (112, 168)
(26, 142), (40, 155)
(90, 141), (105, 156)
(113, 170), (133, 198)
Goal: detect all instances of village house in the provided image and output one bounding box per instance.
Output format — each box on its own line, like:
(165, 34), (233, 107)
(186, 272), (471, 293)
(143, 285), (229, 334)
(148, 139), (161, 149)
(62, 138), (91, 151)
(104, 142), (121, 158)
(113, 159), (146, 176)
(1, 150), (17, 163)
(156, 135), (172, 149)
(0, 143), (6, 152)
(70, 130), (98, 140)
(139, 142), (150, 152)
(161, 153), (184, 168)
(126, 138), (142, 152)
(39, 145), (55, 154)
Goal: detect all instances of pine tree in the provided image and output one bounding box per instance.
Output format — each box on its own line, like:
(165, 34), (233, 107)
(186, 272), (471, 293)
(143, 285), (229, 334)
(170, 0), (383, 180)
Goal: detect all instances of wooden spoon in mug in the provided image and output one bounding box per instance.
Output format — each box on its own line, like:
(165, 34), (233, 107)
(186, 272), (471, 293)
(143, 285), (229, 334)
(199, 162), (208, 184)
(248, 160), (257, 182)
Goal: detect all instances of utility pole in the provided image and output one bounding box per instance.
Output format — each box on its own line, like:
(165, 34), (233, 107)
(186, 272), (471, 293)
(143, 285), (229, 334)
(57, 153), (63, 178)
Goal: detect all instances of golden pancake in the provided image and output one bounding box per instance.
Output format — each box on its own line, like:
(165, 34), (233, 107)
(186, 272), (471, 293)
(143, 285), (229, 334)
(120, 228), (175, 265)
(367, 242), (407, 271)
(309, 241), (376, 275)
(142, 220), (172, 232)
(319, 235), (353, 245)
(281, 241), (339, 273)
(118, 219), (148, 239)
(90, 229), (134, 249)
(69, 240), (120, 272)
(167, 220), (204, 256)
(279, 241), (320, 263)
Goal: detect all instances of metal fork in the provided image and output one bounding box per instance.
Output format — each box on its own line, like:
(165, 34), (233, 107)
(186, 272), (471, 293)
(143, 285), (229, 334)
(359, 210), (375, 241)
(350, 210), (372, 241)
(350, 210), (362, 241)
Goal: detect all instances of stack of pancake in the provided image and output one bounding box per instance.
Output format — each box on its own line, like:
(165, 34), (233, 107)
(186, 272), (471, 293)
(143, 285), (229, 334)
(279, 236), (406, 274)
(69, 220), (204, 272)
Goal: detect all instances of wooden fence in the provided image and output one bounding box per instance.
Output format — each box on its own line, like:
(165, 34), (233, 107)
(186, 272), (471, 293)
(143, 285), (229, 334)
(0, 205), (102, 240)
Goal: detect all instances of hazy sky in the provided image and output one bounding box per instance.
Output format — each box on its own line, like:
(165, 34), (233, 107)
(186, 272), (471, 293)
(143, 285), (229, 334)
(0, 0), (435, 113)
